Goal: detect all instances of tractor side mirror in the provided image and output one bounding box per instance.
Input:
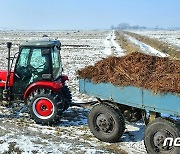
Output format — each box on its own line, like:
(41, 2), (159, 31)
(57, 45), (61, 50)
(42, 74), (52, 80)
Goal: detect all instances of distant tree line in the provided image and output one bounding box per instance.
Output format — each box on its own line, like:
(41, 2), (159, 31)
(111, 23), (147, 30)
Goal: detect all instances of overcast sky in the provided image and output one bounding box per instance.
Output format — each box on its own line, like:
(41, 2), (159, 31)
(0, 0), (179, 30)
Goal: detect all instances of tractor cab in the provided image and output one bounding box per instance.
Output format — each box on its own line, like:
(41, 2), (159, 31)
(14, 39), (63, 98)
(0, 39), (71, 125)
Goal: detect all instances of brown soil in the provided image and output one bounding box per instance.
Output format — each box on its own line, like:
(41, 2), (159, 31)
(78, 52), (180, 94)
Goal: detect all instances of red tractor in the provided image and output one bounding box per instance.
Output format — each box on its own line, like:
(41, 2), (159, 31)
(0, 39), (72, 125)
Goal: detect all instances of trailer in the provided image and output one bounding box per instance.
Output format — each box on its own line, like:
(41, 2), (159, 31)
(79, 78), (180, 154)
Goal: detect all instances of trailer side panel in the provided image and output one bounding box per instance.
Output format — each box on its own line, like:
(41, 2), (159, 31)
(79, 79), (180, 116)
(143, 90), (180, 116)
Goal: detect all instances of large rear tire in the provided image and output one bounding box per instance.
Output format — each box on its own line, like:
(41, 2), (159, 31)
(88, 103), (125, 142)
(27, 89), (64, 125)
(61, 86), (72, 110)
(144, 117), (180, 154)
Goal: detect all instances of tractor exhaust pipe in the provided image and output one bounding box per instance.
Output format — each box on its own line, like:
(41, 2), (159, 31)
(7, 42), (12, 75)
(3, 42), (12, 100)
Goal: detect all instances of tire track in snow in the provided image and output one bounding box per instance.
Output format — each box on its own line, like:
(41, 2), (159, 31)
(103, 30), (125, 56)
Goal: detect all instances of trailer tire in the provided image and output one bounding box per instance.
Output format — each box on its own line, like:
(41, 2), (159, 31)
(88, 103), (125, 143)
(144, 117), (180, 154)
(27, 89), (64, 125)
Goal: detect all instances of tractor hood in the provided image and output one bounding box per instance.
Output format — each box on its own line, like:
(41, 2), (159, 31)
(0, 70), (14, 87)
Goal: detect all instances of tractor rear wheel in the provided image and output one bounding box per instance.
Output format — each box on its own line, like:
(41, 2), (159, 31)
(144, 117), (180, 154)
(61, 86), (72, 110)
(88, 103), (125, 142)
(27, 89), (64, 125)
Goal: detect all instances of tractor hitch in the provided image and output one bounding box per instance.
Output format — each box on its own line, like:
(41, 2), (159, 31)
(68, 102), (83, 108)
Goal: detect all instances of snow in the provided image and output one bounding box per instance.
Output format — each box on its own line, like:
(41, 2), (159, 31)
(127, 35), (169, 57)
(1, 29), (178, 153)
(103, 30), (124, 56)
(0, 134), (71, 154)
(121, 122), (146, 154)
(131, 30), (180, 47)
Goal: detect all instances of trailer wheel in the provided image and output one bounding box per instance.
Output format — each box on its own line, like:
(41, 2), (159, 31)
(27, 89), (64, 125)
(88, 103), (125, 142)
(61, 86), (72, 110)
(144, 117), (180, 154)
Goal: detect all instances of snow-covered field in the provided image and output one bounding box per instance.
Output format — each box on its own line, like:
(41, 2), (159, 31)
(132, 30), (180, 47)
(0, 29), (178, 153)
(126, 35), (169, 57)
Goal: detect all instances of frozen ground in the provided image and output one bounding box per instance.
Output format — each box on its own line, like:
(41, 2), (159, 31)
(126, 35), (169, 57)
(103, 30), (125, 56)
(132, 29), (180, 47)
(1, 29), (176, 153)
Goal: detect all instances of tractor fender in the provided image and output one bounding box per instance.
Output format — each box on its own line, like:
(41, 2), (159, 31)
(0, 70), (14, 87)
(23, 81), (63, 99)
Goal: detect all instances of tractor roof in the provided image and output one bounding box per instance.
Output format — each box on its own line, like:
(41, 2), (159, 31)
(20, 39), (61, 48)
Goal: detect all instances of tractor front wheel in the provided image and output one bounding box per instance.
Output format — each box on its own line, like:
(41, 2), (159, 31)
(27, 89), (64, 125)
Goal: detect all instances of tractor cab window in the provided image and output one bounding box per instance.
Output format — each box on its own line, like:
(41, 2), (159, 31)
(17, 48), (30, 67)
(51, 46), (62, 79)
(14, 48), (32, 95)
(15, 48), (32, 81)
(15, 47), (51, 85)
(29, 48), (50, 82)
(30, 48), (49, 73)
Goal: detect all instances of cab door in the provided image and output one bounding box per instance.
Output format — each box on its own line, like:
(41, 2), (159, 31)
(13, 47), (51, 99)
(13, 48), (31, 98)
